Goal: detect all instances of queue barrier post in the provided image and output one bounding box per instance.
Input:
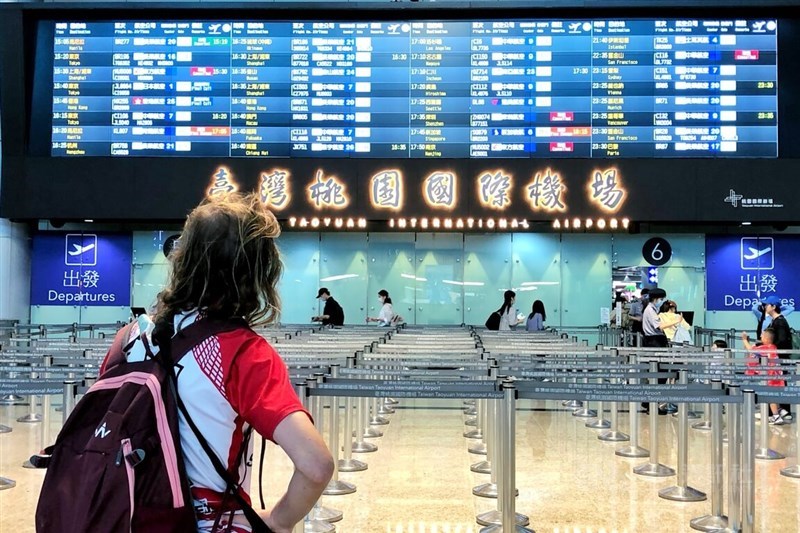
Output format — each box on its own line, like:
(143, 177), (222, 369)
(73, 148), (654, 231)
(741, 390), (756, 533)
(658, 370), (706, 502)
(616, 353), (648, 458)
(339, 357), (367, 472)
(780, 363), (800, 479)
(322, 365), (356, 499)
(690, 380), (729, 532)
(754, 356), (784, 461)
(297, 380), (335, 533)
(632, 361), (675, 477)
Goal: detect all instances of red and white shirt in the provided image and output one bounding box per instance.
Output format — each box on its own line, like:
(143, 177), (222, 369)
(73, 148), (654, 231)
(108, 311), (308, 529)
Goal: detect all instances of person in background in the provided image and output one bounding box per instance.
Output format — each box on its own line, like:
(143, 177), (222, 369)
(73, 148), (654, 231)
(741, 329), (786, 425)
(526, 300), (547, 331)
(312, 287), (345, 326)
(761, 295), (793, 421)
(366, 289), (395, 326)
(642, 288), (683, 414)
(628, 288), (649, 336)
(753, 298), (794, 337)
(658, 300), (692, 343)
(498, 290), (519, 331)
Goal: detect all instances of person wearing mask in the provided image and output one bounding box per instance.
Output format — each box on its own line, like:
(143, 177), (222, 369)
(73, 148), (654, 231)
(753, 299), (794, 337)
(312, 287), (345, 326)
(366, 289), (395, 326)
(642, 288), (682, 414)
(101, 193), (333, 533)
(526, 300), (547, 331)
(497, 290), (520, 331)
(628, 288), (649, 336)
(761, 295), (793, 420)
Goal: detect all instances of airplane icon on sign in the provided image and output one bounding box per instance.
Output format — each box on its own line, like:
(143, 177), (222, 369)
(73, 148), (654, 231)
(743, 246), (772, 260)
(68, 243), (96, 256)
(64, 234), (98, 266)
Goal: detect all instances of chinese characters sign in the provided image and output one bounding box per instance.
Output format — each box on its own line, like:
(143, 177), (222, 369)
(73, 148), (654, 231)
(370, 169), (403, 210)
(203, 165), (630, 219)
(260, 169), (291, 210)
(31, 233), (132, 306)
(424, 171), (457, 209)
(706, 235), (800, 311)
(526, 168), (566, 212)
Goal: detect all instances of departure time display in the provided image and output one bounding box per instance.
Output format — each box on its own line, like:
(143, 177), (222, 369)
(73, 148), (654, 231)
(51, 18), (779, 158)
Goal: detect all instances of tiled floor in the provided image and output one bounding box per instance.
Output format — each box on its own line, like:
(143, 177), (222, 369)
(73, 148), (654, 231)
(1, 399), (798, 532)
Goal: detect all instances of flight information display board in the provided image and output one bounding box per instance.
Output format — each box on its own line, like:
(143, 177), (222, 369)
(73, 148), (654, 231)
(50, 18), (778, 158)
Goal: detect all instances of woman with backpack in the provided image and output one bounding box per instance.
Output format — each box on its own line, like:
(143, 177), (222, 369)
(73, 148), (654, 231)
(39, 193), (334, 533)
(497, 290), (520, 331)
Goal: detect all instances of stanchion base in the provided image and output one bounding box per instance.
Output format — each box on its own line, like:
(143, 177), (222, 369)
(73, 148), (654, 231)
(464, 428), (482, 439)
(369, 416), (389, 426)
(755, 447), (786, 460)
(572, 408), (596, 418)
(468, 442), (488, 455)
(633, 462), (676, 477)
(0, 425), (11, 434)
(0, 395), (26, 405)
(464, 400), (476, 406)
(0, 477), (15, 490)
(479, 524), (535, 533)
(463, 407), (478, 416)
(564, 400), (582, 409)
(690, 514), (729, 532)
(476, 509), (530, 527)
(16, 413), (43, 423)
(691, 420), (712, 431)
(472, 482), (498, 499)
(363, 427), (383, 438)
(385, 398), (399, 405)
(309, 505), (343, 523)
(338, 458), (367, 472)
(615, 445), (649, 458)
(464, 417), (478, 427)
(351, 441), (377, 453)
(470, 460), (491, 474)
(305, 519), (335, 533)
(585, 418), (611, 429)
(377, 405), (394, 415)
(598, 430), (630, 442)
(780, 465), (800, 478)
(322, 479), (356, 496)
(687, 410), (702, 420)
(473, 482), (520, 499)
(658, 485), (707, 502)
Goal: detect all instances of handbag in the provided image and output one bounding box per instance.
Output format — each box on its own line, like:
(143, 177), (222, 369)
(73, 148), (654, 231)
(485, 312), (501, 330)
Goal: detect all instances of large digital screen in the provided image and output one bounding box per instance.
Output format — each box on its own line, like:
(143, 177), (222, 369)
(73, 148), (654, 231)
(49, 18), (778, 159)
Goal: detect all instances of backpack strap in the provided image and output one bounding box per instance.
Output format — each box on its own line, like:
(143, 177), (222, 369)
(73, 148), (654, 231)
(159, 318), (273, 533)
(101, 321), (138, 374)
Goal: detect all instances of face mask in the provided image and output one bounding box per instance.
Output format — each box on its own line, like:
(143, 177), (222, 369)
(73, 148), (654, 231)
(653, 299), (663, 308)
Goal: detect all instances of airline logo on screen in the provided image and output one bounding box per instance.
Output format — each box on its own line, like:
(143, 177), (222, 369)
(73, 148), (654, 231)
(206, 165), (629, 217)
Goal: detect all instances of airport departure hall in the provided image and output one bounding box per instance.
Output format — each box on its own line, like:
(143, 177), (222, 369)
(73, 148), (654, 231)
(1, 0), (800, 532)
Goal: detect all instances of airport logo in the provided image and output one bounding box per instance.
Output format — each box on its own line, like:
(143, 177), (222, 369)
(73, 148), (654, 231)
(724, 189), (782, 209)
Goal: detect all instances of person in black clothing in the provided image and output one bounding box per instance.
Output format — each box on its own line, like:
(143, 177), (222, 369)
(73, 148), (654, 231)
(762, 295), (793, 420)
(312, 287), (345, 326)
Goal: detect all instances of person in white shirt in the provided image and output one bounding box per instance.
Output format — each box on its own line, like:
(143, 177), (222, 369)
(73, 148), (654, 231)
(498, 290), (520, 331)
(366, 289), (395, 326)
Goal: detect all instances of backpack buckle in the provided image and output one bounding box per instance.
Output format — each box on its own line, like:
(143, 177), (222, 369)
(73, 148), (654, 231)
(125, 449), (146, 468)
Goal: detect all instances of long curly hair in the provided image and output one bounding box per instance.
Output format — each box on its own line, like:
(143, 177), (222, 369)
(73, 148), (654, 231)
(152, 192), (283, 346)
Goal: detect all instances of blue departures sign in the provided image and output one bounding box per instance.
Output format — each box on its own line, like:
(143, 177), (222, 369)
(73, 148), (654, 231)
(31, 233), (132, 306)
(706, 235), (799, 311)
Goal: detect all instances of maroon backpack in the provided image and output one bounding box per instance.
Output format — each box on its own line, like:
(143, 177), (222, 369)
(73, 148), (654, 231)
(34, 318), (272, 533)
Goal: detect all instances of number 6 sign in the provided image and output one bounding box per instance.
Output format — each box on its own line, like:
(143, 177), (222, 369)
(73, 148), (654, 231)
(642, 237), (672, 266)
